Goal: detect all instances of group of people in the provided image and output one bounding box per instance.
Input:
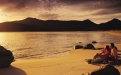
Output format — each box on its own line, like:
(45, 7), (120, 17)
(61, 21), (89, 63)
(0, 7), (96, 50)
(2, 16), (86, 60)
(92, 43), (118, 64)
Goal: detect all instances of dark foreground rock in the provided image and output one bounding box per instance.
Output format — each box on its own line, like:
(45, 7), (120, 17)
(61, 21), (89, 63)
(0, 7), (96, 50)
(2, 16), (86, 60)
(82, 65), (120, 75)
(91, 64), (120, 75)
(92, 41), (97, 44)
(0, 46), (14, 68)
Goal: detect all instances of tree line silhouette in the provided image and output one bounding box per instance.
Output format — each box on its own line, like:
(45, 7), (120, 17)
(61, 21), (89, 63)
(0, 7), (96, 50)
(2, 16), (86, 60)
(0, 17), (121, 31)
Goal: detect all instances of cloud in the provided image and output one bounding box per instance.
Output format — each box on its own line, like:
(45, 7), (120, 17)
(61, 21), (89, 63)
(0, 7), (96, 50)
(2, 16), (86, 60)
(90, 1), (121, 16)
(58, 0), (91, 4)
(39, 13), (59, 20)
(0, 0), (121, 23)
(0, 0), (29, 8)
(0, 0), (121, 13)
(0, 0), (62, 14)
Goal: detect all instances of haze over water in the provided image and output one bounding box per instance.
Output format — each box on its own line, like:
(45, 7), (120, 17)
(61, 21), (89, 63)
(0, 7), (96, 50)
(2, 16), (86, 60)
(0, 31), (121, 59)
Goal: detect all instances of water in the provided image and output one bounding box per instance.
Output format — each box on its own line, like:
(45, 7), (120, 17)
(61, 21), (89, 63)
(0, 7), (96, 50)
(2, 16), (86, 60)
(0, 31), (121, 59)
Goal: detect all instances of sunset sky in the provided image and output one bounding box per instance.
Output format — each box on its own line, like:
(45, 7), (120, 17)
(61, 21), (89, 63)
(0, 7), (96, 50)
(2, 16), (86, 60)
(0, 0), (121, 24)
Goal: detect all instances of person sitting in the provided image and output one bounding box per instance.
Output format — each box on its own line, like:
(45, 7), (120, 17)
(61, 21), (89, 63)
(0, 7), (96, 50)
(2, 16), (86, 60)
(93, 45), (111, 59)
(88, 45), (111, 64)
(111, 43), (118, 50)
(109, 43), (118, 64)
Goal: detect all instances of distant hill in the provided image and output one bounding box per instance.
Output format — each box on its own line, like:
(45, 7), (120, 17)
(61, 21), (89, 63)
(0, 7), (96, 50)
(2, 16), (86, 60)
(0, 17), (121, 31)
(98, 18), (121, 30)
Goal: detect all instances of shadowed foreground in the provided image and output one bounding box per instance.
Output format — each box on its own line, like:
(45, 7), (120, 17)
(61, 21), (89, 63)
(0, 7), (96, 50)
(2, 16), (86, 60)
(0, 66), (27, 75)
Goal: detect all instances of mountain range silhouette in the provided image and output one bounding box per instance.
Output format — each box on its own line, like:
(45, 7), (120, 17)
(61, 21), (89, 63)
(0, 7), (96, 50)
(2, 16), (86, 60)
(0, 17), (121, 31)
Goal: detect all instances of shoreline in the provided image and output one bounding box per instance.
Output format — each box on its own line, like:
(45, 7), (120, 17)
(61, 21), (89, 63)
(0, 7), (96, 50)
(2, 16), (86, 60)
(0, 31), (121, 75)
(2, 50), (121, 75)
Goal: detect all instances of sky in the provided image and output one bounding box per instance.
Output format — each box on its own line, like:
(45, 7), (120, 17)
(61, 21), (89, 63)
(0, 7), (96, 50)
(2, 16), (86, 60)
(0, 0), (121, 24)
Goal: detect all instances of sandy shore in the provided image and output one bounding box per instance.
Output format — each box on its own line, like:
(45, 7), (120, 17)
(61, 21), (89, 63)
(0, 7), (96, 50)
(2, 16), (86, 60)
(0, 31), (121, 75)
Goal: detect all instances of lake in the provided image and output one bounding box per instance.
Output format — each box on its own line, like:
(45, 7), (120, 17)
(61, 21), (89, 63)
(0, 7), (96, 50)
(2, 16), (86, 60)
(0, 31), (121, 59)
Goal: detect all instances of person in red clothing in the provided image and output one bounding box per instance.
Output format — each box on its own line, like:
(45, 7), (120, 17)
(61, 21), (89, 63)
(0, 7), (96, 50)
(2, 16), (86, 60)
(93, 45), (111, 59)
(86, 45), (111, 64)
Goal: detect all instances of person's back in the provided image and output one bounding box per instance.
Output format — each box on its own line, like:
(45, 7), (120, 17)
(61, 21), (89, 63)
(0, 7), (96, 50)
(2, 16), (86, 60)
(110, 43), (118, 64)
(111, 47), (118, 58)
(110, 43), (118, 58)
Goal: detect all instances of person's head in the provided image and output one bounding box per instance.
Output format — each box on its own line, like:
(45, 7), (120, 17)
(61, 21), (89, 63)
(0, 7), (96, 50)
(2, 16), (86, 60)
(110, 43), (115, 48)
(106, 45), (110, 50)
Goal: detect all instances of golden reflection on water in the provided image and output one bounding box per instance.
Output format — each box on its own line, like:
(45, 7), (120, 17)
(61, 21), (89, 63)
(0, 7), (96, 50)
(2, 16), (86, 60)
(0, 32), (28, 50)
(0, 32), (120, 59)
(0, 32), (7, 45)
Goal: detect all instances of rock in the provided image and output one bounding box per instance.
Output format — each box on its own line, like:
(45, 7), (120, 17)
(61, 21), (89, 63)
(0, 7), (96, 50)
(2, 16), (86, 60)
(91, 65), (120, 75)
(75, 45), (83, 49)
(92, 41), (97, 43)
(0, 46), (14, 68)
(79, 42), (82, 43)
(84, 44), (95, 49)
